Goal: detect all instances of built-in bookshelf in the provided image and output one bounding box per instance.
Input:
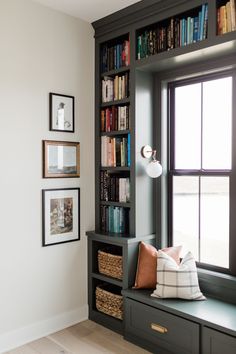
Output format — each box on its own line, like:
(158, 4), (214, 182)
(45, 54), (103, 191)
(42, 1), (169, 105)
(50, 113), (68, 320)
(100, 35), (131, 236)
(136, 3), (208, 60)
(88, 0), (236, 336)
(217, 0), (236, 35)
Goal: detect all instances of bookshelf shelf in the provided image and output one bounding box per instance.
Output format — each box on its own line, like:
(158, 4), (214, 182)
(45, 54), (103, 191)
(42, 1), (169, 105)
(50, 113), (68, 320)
(91, 272), (123, 287)
(101, 130), (130, 137)
(100, 167), (130, 172)
(101, 98), (130, 108)
(100, 201), (131, 208)
(101, 66), (130, 77)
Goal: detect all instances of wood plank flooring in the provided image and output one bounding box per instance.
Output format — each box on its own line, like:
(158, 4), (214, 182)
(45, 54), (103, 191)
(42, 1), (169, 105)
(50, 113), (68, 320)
(5, 320), (150, 354)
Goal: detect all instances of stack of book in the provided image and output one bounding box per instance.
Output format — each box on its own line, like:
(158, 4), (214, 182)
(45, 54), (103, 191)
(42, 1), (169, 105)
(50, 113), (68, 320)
(137, 4), (208, 59)
(102, 73), (129, 103)
(101, 134), (131, 167)
(217, 0), (236, 34)
(100, 206), (129, 234)
(101, 105), (130, 132)
(100, 171), (130, 203)
(101, 39), (130, 73)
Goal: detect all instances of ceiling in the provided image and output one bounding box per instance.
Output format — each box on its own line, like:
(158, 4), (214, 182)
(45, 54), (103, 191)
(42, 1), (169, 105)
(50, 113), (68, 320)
(33, 0), (141, 22)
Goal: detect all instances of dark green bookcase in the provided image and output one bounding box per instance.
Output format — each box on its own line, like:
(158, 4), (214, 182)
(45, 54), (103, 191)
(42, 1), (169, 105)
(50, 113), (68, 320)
(86, 0), (236, 336)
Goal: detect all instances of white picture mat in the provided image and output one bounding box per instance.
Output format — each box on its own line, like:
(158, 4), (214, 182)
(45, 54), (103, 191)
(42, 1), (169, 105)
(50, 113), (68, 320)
(44, 189), (79, 245)
(52, 95), (73, 131)
(48, 145), (76, 168)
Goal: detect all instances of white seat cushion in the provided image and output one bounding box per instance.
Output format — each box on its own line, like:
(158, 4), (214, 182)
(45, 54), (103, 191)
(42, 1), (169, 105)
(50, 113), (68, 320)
(151, 250), (206, 300)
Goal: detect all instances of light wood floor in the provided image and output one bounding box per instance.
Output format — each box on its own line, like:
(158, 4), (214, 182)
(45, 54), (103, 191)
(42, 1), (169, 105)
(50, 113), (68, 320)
(5, 320), (150, 354)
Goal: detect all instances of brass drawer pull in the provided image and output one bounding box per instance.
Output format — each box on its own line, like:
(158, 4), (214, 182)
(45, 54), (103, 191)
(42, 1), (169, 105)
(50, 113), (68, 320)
(151, 323), (168, 334)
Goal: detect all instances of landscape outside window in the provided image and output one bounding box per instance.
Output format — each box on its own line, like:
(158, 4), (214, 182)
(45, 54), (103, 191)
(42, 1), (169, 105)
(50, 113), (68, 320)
(169, 75), (233, 272)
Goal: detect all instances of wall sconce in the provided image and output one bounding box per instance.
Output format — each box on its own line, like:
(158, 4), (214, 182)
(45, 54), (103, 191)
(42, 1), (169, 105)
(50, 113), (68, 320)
(141, 145), (163, 178)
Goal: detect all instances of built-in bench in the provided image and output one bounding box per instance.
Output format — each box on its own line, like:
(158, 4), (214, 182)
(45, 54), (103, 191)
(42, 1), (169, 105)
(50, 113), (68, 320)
(122, 289), (236, 354)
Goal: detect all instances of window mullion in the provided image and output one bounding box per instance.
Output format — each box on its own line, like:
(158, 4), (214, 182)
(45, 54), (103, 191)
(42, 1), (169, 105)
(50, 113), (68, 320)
(199, 82), (203, 263)
(198, 176), (201, 263)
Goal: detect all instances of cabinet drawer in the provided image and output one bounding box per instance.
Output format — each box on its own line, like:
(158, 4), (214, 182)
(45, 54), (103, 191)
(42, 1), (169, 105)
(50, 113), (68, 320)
(203, 327), (236, 354)
(125, 298), (199, 354)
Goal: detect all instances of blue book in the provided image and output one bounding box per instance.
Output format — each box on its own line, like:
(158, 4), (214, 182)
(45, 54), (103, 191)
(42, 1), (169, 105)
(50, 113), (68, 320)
(198, 11), (202, 41)
(114, 207), (119, 233)
(200, 4), (205, 41)
(119, 44), (123, 68)
(108, 206), (111, 232)
(118, 44), (121, 69)
(193, 17), (198, 43)
(127, 133), (131, 167)
(112, 206), (115, 232)
(114, 45), (117, 70)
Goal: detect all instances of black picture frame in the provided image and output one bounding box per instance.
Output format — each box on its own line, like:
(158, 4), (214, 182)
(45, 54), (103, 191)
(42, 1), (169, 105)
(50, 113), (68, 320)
(49, 92), (75, 133)
(42, 188), (80, 246)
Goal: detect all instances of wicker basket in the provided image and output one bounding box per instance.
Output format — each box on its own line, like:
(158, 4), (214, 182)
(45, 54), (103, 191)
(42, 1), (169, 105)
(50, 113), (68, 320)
(98, 247), (123, 280)
(96, 284), (123, 320)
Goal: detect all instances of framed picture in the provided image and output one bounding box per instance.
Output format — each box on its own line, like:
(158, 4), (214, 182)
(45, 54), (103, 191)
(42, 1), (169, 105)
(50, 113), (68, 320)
(43, 140), (80, 178)
(42, 188), (80, 246)
(49, 92), (75, 132)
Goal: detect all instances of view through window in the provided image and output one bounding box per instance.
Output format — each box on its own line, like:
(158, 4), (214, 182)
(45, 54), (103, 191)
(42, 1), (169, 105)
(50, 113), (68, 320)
(169, 75), (233, 271)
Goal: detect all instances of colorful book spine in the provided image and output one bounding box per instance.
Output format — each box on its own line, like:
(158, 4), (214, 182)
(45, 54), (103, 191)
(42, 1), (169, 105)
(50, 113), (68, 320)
(100, 206), (129, 234)
(101, 38), (130, 73)
(127, 133), (131, 167)
(136, 3), (209, 59)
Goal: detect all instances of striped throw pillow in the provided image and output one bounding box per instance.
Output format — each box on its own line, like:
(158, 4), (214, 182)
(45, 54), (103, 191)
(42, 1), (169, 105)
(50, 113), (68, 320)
(151, 250), (206, 300)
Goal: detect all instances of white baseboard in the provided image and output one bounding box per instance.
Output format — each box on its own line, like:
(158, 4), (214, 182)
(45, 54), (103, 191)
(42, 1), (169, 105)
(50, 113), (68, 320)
(0, 305), (88, 353)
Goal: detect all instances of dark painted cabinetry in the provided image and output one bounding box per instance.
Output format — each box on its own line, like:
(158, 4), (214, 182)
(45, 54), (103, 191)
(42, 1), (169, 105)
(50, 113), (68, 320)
(123, 290), (236, 354)
(203, 327), (236, 354)
(87, 0), (236, 347)
(126, 298), (200, 354)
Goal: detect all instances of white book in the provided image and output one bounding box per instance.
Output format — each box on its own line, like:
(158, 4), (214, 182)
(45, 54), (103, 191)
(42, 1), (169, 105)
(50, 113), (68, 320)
(125, 178), (130, 202)
(121, 76), (125, 99)
(119, 178), (125, 202)
(118, 76), (122, 100)
(102, 80), (106, 102)
(230, 0), (236, 31)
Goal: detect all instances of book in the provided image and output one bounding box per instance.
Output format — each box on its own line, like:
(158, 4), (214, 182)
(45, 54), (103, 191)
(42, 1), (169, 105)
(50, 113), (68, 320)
(101, 38), (130, 73)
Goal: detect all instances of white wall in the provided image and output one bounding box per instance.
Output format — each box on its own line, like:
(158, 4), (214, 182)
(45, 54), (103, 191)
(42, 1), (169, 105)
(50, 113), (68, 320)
(0, 0), (94, 352)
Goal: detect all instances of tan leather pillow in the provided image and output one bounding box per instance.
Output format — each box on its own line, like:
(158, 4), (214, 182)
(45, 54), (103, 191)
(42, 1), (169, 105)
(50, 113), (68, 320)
(133, 242), (182, 289)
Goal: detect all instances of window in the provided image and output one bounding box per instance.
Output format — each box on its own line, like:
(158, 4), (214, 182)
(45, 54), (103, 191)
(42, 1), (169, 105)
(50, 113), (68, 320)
(168, 72), (236, 274)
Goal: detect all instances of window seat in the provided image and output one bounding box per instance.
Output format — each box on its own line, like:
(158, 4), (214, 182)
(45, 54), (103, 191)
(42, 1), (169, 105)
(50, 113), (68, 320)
(122, 289), (236, 354)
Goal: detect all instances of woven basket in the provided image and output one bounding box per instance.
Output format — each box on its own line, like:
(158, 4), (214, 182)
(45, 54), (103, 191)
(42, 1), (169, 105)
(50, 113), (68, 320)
(98, 247), (123, 280)
(96, 284), (123, 320)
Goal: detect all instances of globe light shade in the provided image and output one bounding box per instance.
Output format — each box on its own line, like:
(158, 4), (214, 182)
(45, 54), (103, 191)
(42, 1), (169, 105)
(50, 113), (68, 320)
(146, 160), (163, 178)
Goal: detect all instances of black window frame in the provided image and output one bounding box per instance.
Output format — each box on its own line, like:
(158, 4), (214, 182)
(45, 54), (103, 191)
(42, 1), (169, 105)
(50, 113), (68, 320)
(168, 69), (236, 276)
